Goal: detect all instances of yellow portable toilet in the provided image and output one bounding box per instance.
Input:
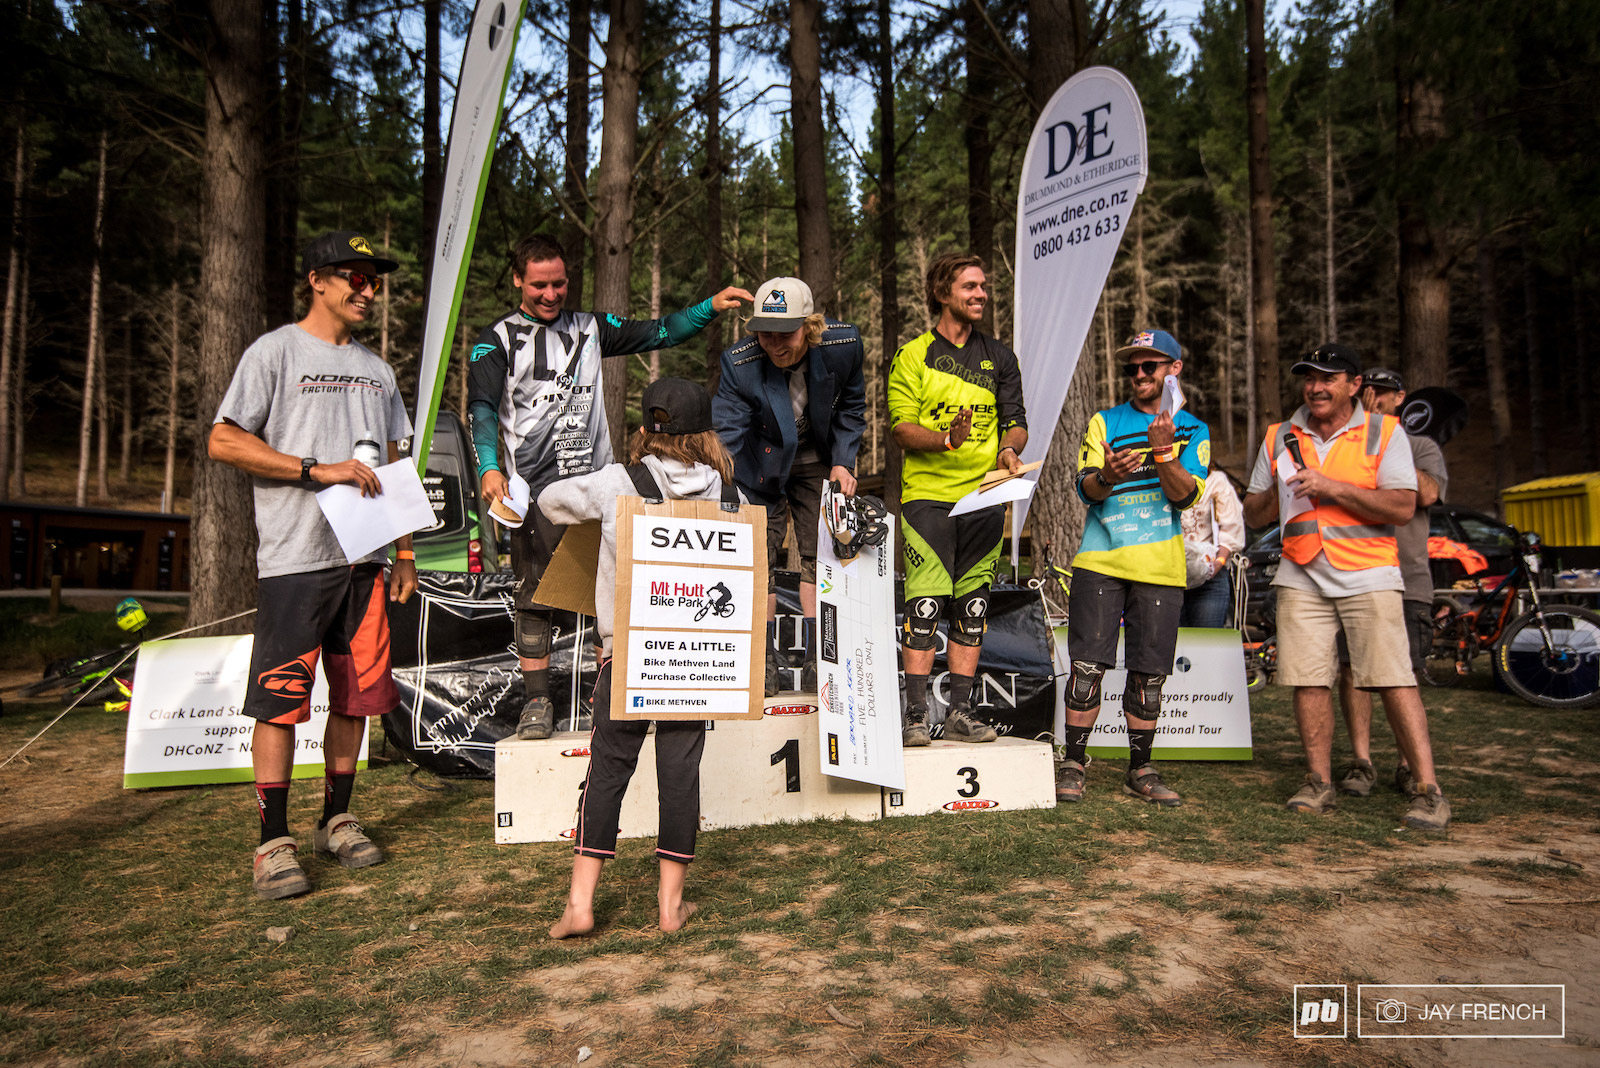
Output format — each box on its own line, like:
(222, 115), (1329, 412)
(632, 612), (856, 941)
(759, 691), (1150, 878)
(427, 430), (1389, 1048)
(1501, 472), (1600, 546)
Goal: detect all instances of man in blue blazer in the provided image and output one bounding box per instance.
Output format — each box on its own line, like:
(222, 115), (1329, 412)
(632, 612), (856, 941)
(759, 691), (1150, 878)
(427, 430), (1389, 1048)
(713, 277), (867, 696)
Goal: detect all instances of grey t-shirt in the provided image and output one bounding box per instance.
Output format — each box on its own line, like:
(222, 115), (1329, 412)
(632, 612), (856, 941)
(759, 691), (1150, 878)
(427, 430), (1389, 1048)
(1400, 434), (1448, 603)
(215, 324), (413, 578)
(1247, 403), (1416, 597)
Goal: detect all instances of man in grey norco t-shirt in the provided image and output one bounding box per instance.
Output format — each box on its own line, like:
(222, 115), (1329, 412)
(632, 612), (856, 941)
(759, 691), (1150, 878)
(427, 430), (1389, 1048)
(1332, 367), (1447, 799)
(210, 229), (418, 901)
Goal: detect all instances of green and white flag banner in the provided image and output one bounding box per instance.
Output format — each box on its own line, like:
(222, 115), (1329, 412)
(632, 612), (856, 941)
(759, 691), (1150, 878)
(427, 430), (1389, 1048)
(411, 0), (529, 470)
(1011, 67), (1147, 564)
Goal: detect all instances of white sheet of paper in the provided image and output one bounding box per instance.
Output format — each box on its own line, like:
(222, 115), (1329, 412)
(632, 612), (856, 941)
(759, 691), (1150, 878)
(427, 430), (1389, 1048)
(1160, 375), (1186, 415)
(949, 476), (1038, 517)
(316, 460), (437, 562)
(492, 472), (531, 528)
(1274, 449), (1300, 524)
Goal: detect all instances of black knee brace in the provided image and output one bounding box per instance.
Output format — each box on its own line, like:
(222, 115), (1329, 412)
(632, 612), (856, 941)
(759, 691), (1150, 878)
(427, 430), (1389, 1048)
(901, 596), (945, 651)
(1066, 660), (1106, 713)
(516, 609), (553, 660)
(949, 589), (990, 647)
(1123, 671), (1166, 721)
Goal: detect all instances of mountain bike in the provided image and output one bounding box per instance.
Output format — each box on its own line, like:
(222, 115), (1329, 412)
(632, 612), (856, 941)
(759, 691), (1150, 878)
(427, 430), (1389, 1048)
(1425, 532), (1600, 708)
(1026, 542), (1072, 622)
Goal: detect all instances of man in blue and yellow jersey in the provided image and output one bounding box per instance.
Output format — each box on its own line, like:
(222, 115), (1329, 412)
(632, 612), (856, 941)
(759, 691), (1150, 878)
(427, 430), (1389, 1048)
(1056, 329), (1208, 807)
(888, 253), (1028, 746)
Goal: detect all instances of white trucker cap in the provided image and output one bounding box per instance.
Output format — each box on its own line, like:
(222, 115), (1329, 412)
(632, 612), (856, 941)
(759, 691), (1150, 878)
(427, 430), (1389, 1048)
(748, 277), (814, 332)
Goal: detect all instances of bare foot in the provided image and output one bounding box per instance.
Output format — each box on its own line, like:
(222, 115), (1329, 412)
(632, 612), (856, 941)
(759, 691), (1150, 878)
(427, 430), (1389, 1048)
(659, 900), (698, 934)
(549, 904), (595, 940)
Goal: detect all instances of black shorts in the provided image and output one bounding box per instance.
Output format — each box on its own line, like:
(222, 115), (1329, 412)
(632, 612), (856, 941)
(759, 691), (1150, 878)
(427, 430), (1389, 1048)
(1067, 568), (1183, 677)
(243, 563), (399, 724)
(901, 498), (1004, 601)
(761, 458), (831, 586)
(509, 500), (567, 613)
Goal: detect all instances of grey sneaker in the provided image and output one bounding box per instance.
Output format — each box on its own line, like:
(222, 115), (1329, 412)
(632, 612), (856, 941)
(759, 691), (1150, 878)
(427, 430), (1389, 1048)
(1054, 758), (1086, 803)
(314, 814), (385, 869)
(801, 657), (817, 694)
(764, 649), (781, 698)
(1337, 759), (1376, 797)
(1404, 784), (1451, 831)
(1287, 775), (1338, 814)
(902, 711), (931, 747)
(1123, 764), (1181, 807)
(943, 704), (998, 743)
(1393, 763), (1418, 796)
(253, 836), (311, 900)
(516, 694), (555, 740)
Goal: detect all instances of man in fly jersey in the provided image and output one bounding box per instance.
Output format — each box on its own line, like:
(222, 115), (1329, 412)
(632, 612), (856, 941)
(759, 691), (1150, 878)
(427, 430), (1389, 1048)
(467, 234), (752, 740)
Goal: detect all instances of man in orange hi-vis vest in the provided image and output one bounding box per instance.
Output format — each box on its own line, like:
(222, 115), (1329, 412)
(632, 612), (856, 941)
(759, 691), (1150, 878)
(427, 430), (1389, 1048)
(1242, 344), (1450, 831)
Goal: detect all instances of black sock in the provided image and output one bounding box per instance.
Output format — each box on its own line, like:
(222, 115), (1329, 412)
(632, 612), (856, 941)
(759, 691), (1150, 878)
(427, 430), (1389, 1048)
(255, 781), (290, 845)
(905, 672), (929, 716)
(948, 672), (976, 709)
(802, 617), (816, 659)
(1128, 727), (1156, 769)
(320, 770), (356, 828)
(1061, 725), (1093, 764)
(523, 668), (549, 699)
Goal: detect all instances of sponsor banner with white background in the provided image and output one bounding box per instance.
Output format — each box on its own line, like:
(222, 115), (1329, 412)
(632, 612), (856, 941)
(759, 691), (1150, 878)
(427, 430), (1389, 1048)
(626, 564), (755, 632)
(816, 507), (906, 791)
(624, 630), (752, 688)
(631, 514), (754, 567)
(1011, 66), (1148, 565)
(1052, 626), (1253, 759)
(124, 635), (367, 788)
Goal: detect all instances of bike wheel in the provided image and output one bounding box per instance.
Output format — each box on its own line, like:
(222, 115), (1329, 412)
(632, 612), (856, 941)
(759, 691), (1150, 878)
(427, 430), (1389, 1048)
(1494, 605), (1600, 709)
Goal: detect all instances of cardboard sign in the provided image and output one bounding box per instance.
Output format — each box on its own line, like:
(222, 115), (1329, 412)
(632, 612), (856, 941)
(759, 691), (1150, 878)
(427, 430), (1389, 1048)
(613, 496), (766, 720)
(534, 521), (603, 616)
(123, 634), (368, 788)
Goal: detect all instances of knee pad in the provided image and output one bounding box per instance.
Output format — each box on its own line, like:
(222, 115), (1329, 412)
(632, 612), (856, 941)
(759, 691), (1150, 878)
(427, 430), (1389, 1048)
(948, 589), (990, 647)
(1123, 671), (1166, 721)
(515, 610), (552, 659)
(1066, 660), (1106, 713)
(901, 596), (945, 651)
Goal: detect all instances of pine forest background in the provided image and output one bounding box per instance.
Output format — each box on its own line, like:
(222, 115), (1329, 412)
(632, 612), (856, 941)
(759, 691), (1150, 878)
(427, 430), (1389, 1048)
(1, 0), (1598, 625)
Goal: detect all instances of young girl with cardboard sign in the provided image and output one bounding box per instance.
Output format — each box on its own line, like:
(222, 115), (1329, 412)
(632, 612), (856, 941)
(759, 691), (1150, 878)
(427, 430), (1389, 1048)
(537, 377), (746, 938)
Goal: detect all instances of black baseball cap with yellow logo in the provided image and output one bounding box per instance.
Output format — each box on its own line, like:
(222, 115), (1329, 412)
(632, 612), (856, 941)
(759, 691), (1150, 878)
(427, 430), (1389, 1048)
(300, 231), (399, 275)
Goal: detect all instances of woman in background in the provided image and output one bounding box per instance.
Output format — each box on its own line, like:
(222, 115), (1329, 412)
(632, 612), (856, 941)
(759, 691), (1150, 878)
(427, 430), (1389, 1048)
(1179, 463), (1246, 628)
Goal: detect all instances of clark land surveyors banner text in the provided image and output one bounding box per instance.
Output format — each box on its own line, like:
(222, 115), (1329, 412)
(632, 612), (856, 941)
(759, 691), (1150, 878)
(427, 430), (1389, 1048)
(411, 0), (528, 468)
(1012, 66), (1147, 559)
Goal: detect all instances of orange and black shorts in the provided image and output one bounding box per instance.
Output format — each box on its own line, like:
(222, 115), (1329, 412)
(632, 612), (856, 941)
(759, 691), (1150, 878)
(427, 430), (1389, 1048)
(243, 563), (400, 725)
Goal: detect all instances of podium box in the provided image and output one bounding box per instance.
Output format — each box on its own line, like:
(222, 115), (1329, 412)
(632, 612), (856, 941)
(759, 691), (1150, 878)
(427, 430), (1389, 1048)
(884, 737), (1055, 818)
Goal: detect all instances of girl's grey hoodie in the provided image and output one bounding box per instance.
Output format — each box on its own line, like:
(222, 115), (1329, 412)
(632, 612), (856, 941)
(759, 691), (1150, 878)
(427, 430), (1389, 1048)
(536, 454), (744, 657)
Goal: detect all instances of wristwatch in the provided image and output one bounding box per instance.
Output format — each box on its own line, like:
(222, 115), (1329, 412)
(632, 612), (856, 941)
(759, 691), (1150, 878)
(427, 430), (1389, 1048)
(300, 457), (318, 483)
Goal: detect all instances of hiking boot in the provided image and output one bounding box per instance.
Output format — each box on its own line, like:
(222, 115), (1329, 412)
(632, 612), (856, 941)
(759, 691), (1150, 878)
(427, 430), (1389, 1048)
(253, 836), (311, 901)
(1123, 764), (1181, 807)
(516, 694), (554, 740)
(800, 657), (817, 695)
(314, 814), (385, 869)
(1404, 784), (1451, 831)
(764, 648), (781, 698)
(1337, 759), (1377, 797)
(1286, 775), (1338, 814)
(1055, 758), (1086, 803)
(902, 711), (931, 747)
(943, 704), (998, 743)
(1393, 763), (1418, 796)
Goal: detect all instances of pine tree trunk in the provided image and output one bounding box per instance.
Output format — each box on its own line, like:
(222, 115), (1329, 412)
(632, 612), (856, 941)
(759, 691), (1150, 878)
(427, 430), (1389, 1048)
(0, 128), (22, 501)
(1521, 238), (1546, 477)
(421, 0), (442, 288)
(163, 281), (181, 511)
(11, 250), (25, 497)
(191, 0), (265, 632)
(1134, 202), (1149, 324)
(963, 0), (994, 336)
(119, 317), (133, 483)
(76, 131), (107, 508)
(97, 331), (110, 499)
(879, 0), (900, 499)
(790, 0), (833, 313)
(563, 0), (591, 308)
(1394, 0), (1449, 389)
(1324, 119), (1337, 342)
(1244, 213), (1258, 455)
(1026, 0), (1088, 116)
(380, 213), (391, 362)
(702, 0), (724, 388)
(1246, 0), (1281, 424)
(1221, 280), (1233, 451)
(1574, 276), (1596, 469)
(649, 223), (662, 383)
(594, 0), (643, 447)
(1477, 235), (1512, 497)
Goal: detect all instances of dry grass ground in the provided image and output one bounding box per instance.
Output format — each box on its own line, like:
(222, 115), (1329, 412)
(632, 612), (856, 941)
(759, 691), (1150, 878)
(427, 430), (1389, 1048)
(0, 657), (1595, 1068)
